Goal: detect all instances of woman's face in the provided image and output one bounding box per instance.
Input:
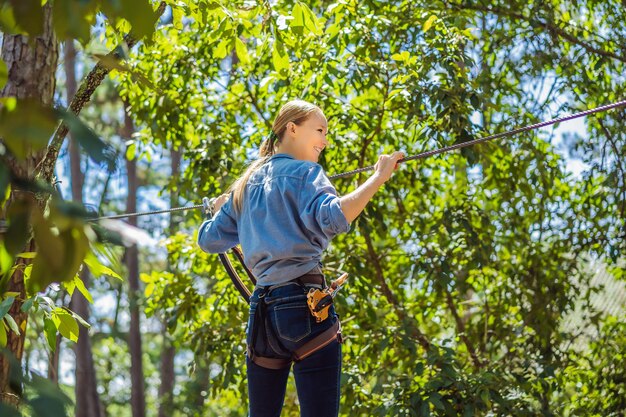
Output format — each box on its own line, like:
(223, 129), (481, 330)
(289, 111), (329, 163)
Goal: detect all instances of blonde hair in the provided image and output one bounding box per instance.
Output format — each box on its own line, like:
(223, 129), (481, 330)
(227, 99), (324, 213)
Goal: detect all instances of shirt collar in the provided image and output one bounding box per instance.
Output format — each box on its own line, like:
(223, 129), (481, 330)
(269, 153), (295, 160)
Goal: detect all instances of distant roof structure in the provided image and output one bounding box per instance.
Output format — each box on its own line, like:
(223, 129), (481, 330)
(562, 258), (626, 350)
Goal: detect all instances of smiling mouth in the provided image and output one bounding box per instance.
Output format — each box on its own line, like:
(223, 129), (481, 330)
(314, 146), (323, 154)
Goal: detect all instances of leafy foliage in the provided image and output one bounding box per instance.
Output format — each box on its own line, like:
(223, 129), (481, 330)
(1, 0), (624, 415)
(0, 349), (72, 416)
(115, 0), (626, 415)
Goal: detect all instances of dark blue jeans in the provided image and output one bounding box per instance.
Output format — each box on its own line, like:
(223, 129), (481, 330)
(246, 283), (342, 417)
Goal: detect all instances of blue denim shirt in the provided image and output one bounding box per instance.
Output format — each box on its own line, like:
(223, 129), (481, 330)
(197, 153), (351, 286)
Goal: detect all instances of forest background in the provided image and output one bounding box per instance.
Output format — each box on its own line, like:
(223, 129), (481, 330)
(0, 0), (624, 416)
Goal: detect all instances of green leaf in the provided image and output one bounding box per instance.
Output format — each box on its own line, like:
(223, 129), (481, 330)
(470, 93), (480, 109)
(480, 389), (491, 407)
(20, 297), (35, 313)
(126, 142), (136, 161)
(94, 53), (159, 92)
(74, 274), (93, 304)
(52, 308), (79, 343)
(29, 213), (89, 295)
(0, 99), (57, 159)
(234, 37), (250, 65)
(391, 51), (410, 62)
(29, 215), (65, 294)
(5, 199), (31, 256)
(414, 361), (424, 376)
(61, 227), (89, 286)
(0, 321), (6, 347)
(63, 277), (76, 297)
(272, 41), (290, 74)
(291, 3), (305, 34)
(0, 243), (13, 275)
(172, 6), (184, 31)
(43, 316), (57, 351)
(55, 109), (117, 171)
(70, 310), (90, 329)
(3, 314), (19, 335)
(0, 58), (7, 90)
(0, 163), (9, 205)
(23, 264), (32, 285)
(28, 373), (73, 415)
(259, 75), (275, 89)
(423, 15), (437, 32)
(0, 296), (15, 317)
(84, 251), (123, 281)
(9, 0), (43, 36)
(10, 176), (56, 196)
(100, 0), (156, 40)
(89, 223), (126, 247)
(214, 38), (230, 60)
(0, 3), (25, 35)
(429, 393), (444, 410)
(52, 0), (94, 45)
(51, 200), (95, 220)
(121, 0), (157, 40)
(16, 252), (36, 259)
(300, 3), (322, 36)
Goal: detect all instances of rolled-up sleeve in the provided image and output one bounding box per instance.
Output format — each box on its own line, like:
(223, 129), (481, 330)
(197, 198), (239, 253)
(299, 164), (351, 240)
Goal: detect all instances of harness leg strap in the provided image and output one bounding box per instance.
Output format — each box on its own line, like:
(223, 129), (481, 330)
(293, 320), (342, 361)
(248, 320), (342, 369)
(247, 348), (292, 370)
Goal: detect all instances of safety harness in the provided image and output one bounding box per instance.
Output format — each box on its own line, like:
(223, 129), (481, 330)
(218, 244), (346, 369)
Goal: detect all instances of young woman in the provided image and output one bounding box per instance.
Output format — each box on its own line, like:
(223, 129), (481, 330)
(197, 99), (403, 417)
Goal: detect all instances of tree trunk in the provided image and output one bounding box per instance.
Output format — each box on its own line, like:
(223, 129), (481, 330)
(158, 320), (176, 417)
(102, 282), (123, 417)
(63, 39), (105, 417)
(70, 269), (105, 417)
(0, 2), (58, 405)
(47, 332), (61, 383)
(124, 106), (146, 417)
(189, 356), (210, 413)
(158, 149), (180, 417)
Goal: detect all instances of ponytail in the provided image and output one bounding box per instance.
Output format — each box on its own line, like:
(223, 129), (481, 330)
(227, 132), (278, 213)
(227, 100), (323, 213)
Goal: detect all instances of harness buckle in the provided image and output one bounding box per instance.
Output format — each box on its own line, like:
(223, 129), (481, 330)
(306, 273), (349, 323)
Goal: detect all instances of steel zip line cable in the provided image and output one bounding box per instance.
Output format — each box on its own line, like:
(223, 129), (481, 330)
(328, 99), (626, 180)
(89, 99), (626, 222)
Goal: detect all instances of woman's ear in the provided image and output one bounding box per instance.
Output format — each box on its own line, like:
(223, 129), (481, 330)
(287, 121), (297, 136)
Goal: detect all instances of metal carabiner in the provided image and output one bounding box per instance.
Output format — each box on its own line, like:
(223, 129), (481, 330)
(202, 197), (216, 218)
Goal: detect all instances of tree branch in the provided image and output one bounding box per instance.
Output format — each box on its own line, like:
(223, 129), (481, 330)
(356, 73), (390, 184)
(597, 118), (626, 220)
(448, 2), (626, 64)
(362, 228), (430, 350)
(246, 80), (271, 129)
(35, 1), (167, 183)
(444, 287), (483, 369)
